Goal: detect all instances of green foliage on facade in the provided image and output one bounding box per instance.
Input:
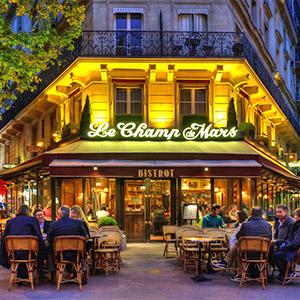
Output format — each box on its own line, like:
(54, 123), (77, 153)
(181, 114), (209, 128)
(80, 96), (93, 138)
(97, 216), (118, 227)
(0, 0), (85, 109)
(227, 97), (238, 128)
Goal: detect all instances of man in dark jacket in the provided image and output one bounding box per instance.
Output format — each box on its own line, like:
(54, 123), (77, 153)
(236, 207), (272, 279)
(33, 208), (52, 236)
(236, 207), (272, 240)
(0, 205), (45, 278)
(273, 204), (294, 243)
(275, 208), (300, 283)
(47, 206), (87, 282)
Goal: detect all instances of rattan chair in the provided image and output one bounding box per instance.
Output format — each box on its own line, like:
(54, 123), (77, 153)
(54, 236), (86, 291)
(206, 230), (229, 259)
(238, 236), (270, 289)
(282, 249), (300, 286)
(162, 225), (178, 257)
(176, 227), (197, 265)
(5, 235), (39, 291)
(182, 238), (200, 274)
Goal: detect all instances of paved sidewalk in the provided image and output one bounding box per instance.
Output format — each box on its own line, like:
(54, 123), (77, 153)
(0, 243), (299, 300)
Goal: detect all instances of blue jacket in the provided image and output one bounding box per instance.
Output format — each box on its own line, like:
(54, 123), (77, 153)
(47, 216), (87, 247)
(236, 216), (272, 241)
(280, 220), (300, 262)
(0, 215), (45, 268)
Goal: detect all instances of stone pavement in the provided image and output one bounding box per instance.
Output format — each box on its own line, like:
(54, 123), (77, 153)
(0, 243), (299, 300)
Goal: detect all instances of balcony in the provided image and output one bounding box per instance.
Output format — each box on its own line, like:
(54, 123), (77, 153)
(1, 31), (300, 136)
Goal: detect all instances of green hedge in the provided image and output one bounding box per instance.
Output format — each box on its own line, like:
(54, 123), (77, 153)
(181, 115), (209, 128)
(97, 216), (118, 227)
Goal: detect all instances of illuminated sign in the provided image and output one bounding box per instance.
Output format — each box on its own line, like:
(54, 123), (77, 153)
(138, 169), (175, 178)
(87, 122), (239, 141)
(2, 163), (17, 169)
(26, 145), (44, 153)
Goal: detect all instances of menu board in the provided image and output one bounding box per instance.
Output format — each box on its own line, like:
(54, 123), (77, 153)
(183, 204), (198, 220)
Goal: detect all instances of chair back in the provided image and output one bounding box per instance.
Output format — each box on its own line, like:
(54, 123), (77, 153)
(5, 235), (39, 252)
(5, 235), (39, 261)
(182, 229), (199, 239)
(163, 225), (178, 240)
(295, 249), (300, 265)
(88, 226), (101, 238)
(95, 231), (122, 249)
(99, 226), (119, 231)
(206, 229), (225, 237)
(54, 236), (86, 255)
(176, 226), (195, 240)
(238, 236), (270, 261)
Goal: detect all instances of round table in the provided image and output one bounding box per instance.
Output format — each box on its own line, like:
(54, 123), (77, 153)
(183, 236), (216, 282)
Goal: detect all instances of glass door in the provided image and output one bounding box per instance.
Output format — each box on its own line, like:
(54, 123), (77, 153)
(123, 179), (172, 241)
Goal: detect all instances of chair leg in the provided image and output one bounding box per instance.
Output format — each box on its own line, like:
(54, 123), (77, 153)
(282, 262), (290, 286)
(57, 263), (65, 291)
(76, 263), (83, 291)
(26, 263), (34, 290)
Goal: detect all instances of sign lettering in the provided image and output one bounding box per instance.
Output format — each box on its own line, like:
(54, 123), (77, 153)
(138, 169), (175, 178)
(26, 145), (44, 153)
(2, 163), (17, 169)
(87, 122), (239, 141)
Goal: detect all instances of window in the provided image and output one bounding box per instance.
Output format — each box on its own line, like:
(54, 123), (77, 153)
(60, 100), (70, 126)
(180, 88), (207, 115)
(115, 13), (143, 56)
(115, 87), (143, 115)
(178, 14), (207, 31)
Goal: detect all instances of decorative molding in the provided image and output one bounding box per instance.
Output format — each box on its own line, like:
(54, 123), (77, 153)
(113, 8), (144, 14)
(177, 8), (208, 15)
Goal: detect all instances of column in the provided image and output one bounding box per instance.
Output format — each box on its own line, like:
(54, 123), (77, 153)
(50, 177), (56, 222)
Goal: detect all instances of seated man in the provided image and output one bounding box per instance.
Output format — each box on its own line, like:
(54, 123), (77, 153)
(0, 205), (45, 279)
(47, 206), (87, 283)
(269, 204), (294, 270)
(202, 204), (224, 228)
(275, 208), (300, 283)
(34, 208), (52, 237)
(234, 207), (272, 280)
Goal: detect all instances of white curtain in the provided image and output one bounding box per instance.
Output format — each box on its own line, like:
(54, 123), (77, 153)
(179, 14), (207, 31)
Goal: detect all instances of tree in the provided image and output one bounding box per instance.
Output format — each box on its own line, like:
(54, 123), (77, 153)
(0, 0), (85, 110)
(80, 96), (93, 138)
(227, 97), (238, 128)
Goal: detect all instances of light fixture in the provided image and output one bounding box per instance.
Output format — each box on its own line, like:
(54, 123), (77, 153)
(37, 141), (44, 147)
(204, 167), (209, 172)
(96, 182), (101, 187)
(103, 187), (109, 193)
(93, 166), (98, 171)
(52, 133), (58, 138)
(214, 186), (220, 193)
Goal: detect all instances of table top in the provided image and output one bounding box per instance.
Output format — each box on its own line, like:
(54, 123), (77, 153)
(183, 236), (215, 243)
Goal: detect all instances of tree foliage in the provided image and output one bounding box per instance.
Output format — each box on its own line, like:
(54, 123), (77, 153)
(227, 97), (238, 128)
(0, 0), (85, 109)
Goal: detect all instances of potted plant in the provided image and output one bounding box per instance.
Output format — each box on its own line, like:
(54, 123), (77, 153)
(232, 42), (244, 56)
(97, 216), (118, 227)
(227, 98), (238, 128)
(239, 122), (255, 139)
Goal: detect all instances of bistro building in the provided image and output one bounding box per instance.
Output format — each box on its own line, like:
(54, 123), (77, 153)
(1, 1), (300, 241)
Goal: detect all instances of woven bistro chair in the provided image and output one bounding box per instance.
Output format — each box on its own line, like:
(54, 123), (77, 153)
(162, 225), (178, 257)
(5, 235), (39, 291)
(54, 236), (86, 291)
(238, 236), (270, 289)
(282, 249), (300, 286)
(182, 237), (201, 275)
(206, 229), (229, 260)
(93, 231), (122, 275)
(176, 227), (197, 265)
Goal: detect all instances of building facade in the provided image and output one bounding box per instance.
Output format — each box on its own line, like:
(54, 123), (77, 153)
(1, 0), (300, 241)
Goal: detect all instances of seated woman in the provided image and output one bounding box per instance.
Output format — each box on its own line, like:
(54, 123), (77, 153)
(275, 208), (300, 284)
(211, 210), (248, 281)
(70, 205), (91, 238)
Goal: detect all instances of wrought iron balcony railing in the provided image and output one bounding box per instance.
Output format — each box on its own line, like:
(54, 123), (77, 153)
(1, 31), (299, 136)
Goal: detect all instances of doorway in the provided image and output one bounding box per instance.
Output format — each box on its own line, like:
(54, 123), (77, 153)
(124, 179), (172, 241)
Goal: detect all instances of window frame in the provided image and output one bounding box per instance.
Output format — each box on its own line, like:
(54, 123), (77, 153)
(178, 85), (208, 117)
(114, 83), (144, 116)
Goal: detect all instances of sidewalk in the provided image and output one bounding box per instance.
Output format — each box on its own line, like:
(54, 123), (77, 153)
(0, 242), (299, 300)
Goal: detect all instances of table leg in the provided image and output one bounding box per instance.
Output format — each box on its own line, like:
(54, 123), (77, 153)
(192, 242), (211, 282)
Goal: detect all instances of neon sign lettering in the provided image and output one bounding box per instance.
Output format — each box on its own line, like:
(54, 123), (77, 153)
(87, 122), (239, 141)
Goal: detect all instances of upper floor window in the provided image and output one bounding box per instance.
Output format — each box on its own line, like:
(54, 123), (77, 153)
(115, 86), (143, 115)
(115, 13), (143, 56)
(180, 88), (207, 115)
(178, 14), (207, 31)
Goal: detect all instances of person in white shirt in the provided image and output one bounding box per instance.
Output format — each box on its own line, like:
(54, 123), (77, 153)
(96, 204), (110, 220)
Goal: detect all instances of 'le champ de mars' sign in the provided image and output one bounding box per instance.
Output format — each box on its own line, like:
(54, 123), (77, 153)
(86, 122), (239, 141)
